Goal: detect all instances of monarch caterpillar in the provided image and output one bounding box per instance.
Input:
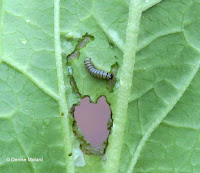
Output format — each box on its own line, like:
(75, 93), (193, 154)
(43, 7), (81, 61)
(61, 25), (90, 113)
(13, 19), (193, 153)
(84, 58), (113, 80)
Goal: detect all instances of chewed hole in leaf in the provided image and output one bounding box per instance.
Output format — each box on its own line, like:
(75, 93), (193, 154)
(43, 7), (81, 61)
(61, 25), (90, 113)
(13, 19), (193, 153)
(67, 33), (94, 62)
(73, 96), (112, 155)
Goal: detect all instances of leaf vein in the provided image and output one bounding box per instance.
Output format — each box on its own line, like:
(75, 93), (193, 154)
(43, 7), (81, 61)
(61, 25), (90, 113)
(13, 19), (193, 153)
(127, 58), (200, 173)
(54, 0), (75, 172)
(105, 1), (142, 173)
(142, 0), (164, 12)
(92, 15), (124, 52)
(2, 59), (59, 101)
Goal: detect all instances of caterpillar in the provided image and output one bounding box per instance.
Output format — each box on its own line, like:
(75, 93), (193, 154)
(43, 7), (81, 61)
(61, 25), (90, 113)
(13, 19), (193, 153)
(84, 58), (113, 80)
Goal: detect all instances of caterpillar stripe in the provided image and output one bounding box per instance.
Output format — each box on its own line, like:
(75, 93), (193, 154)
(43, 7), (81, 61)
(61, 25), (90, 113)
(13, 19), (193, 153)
(84, 58), (113, 80)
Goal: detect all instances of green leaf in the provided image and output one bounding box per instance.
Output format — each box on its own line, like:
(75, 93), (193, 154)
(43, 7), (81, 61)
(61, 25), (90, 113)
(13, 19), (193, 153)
(119, 0), (200, 173)
(0, 0), (200, 173)
(0, 0), (77, 172)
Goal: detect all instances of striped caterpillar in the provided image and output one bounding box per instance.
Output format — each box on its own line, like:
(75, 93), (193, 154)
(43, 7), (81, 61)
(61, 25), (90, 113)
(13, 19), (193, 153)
(84, 58), (113, 80)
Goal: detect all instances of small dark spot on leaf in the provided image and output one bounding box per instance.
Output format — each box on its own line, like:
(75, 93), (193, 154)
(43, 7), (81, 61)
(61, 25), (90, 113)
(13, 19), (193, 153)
(68, 153), (72, 156)
(61, 112), (64, 116)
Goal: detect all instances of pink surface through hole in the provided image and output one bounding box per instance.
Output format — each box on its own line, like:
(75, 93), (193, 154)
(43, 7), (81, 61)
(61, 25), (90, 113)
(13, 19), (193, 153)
(74, 96), (111, 146)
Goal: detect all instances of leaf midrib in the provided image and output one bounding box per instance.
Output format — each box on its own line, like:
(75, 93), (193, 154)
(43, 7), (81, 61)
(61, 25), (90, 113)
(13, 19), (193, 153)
(105, 1), (142, 173)
(54, 0), (74, 173)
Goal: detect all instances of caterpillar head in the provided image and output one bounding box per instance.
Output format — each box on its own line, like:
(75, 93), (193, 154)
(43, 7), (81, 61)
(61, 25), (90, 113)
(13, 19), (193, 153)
(108, 73), (114, 80)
